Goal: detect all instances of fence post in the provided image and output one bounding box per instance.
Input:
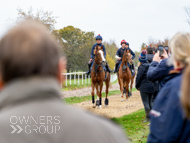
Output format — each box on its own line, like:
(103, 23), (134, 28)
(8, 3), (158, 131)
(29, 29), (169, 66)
(78, 74), (79, 85)
(74, 74), (76, 84)
(85, 74), (87, 84)
(70, 74), (71, 85)
(82, 74), (83, 84)
(65, 75), (67, 86)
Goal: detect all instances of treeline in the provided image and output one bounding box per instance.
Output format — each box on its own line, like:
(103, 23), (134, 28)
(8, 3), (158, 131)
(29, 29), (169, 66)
(15, 8), (142, 71)
(53, 26), (118, 72)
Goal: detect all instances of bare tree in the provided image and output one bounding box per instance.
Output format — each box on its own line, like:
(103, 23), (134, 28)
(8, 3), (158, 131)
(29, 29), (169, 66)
(16, 7), (57, 31)
(185, 6), (190, 26)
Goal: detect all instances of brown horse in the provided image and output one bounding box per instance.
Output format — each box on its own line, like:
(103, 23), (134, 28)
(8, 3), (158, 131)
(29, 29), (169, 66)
(91, 45), (110, 108)
(118, 48), (136, 101)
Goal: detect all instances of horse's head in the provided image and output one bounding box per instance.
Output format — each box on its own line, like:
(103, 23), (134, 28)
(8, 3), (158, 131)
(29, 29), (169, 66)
(94, 45), (106, 65)
(123, 49), (133, 65)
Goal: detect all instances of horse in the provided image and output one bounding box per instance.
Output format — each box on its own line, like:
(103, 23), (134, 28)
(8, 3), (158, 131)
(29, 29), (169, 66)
(91, 45), (110, 108)
(117, 48), (136, 101)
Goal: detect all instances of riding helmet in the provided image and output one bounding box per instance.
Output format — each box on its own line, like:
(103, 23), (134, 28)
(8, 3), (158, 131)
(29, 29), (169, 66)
(121, 39), (127, 45)
(96, 34), (102, 40)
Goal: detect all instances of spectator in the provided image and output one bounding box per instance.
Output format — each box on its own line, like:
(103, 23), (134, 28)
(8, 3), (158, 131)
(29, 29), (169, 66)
(148, 32), (190, 143)
(146, 46), (159, 101)
(147, 47), (174, 90)
(0, 21), (128, 143)
(136, 50), (154, 122)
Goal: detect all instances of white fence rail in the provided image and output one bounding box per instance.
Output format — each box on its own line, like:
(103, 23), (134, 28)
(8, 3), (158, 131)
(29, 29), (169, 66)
(61, 72), (117, 87)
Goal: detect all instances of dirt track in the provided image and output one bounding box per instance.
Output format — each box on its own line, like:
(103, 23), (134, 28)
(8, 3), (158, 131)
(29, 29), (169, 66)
(73, 91), (143, 118)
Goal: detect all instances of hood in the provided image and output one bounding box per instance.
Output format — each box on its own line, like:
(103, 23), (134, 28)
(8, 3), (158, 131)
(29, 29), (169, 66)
(147, 54), (154, 63)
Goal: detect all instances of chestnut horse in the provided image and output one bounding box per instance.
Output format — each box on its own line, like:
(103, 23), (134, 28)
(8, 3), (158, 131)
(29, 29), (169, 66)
(118, 48), (135, 101)
(91, 45), (110, 108)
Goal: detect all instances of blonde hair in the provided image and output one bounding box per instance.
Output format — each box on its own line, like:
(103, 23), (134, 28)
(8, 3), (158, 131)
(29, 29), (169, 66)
(169, 32), (190, 118)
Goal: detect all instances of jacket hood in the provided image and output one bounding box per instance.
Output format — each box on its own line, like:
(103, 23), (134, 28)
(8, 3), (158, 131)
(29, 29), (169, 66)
(147, 54), (154, 63)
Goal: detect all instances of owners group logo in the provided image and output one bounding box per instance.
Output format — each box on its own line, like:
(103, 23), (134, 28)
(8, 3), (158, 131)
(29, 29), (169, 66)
(10, 116), (60, 134)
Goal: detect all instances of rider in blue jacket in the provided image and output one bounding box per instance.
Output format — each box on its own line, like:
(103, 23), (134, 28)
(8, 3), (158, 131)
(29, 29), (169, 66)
(86, 34), (111, 75)
(113, 40), (135, 74)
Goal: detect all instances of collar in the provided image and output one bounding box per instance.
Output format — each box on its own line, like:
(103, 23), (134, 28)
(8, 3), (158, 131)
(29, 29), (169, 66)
(169, 68), (183, 74)
(0, 76), (61, 109)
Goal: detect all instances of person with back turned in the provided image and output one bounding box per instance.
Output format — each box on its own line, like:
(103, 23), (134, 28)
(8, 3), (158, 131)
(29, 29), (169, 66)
(0, 21), (128, 143)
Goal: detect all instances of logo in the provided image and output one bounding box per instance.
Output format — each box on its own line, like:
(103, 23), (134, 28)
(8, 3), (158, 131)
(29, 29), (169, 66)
(10, 116), (60, 134)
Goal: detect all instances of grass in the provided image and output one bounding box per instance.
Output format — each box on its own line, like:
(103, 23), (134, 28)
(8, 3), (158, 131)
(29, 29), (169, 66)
(111, 109), (149, 143)
(61, 78), (91, 91)
(63, 88), (137, 104)
(61, 78), (118, 91)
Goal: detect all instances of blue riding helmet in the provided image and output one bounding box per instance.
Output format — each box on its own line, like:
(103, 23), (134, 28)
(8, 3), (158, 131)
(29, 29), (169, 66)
(96, 34), (102, 41)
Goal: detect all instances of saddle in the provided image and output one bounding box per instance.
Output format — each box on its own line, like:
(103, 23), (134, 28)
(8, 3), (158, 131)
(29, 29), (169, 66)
(92, 63), (108, 81)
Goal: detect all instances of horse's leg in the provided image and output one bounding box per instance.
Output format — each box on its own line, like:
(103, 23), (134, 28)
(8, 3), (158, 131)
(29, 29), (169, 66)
(105, 73), (110, 107)
(99, 82), (103, 108)
(95, 83), (99, 107)
(120, 78), (124, 102)
(91, 83), (96, 108)
(126, 81), (130, 101)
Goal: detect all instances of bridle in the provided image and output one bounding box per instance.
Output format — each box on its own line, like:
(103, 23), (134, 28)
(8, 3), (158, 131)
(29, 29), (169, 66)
(92, 49), (105, 74)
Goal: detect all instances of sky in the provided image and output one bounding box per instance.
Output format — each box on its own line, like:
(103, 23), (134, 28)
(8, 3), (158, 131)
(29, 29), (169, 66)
(0, 0), (190, 51)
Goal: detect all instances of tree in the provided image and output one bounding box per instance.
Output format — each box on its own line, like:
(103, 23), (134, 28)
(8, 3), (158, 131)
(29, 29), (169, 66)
(16, 7), (57, 31)
(185, 6), (190, 26)
(56, 26), (95, 72)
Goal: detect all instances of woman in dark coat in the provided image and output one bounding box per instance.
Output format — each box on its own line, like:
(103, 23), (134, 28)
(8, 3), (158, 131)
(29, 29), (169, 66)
(135, 50), (154, 122)
(148, 32), (190, 143)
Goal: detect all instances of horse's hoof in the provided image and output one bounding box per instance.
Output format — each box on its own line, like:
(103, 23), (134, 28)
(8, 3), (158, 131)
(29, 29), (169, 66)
(104, 105), (108, 107)
(96, 100), (99, 106)
(121, 99), (124, 102)
(105, 98), (109, 105)
(92, 104), (96, 108)
(98, 105), (102, 109)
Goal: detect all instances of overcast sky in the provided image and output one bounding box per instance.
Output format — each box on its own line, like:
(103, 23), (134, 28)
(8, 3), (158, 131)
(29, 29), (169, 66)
(0, 0), (190, 51)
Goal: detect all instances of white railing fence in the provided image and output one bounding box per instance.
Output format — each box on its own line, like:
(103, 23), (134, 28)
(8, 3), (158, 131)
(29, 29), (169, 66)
(61, 72), (117, 87)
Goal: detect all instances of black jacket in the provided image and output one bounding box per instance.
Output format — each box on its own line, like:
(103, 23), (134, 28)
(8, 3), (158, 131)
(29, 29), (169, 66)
(147, 54), (159, 92)
(136, 62), (154, 93)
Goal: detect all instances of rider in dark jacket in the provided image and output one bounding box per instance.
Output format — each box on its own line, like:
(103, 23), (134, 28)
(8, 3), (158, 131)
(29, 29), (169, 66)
(113, 40), (135, 73)
(86, 34), (111, 75)
(136, 50), (154, 122)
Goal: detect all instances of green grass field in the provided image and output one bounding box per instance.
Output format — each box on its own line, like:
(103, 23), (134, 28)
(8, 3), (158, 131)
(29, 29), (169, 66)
(63, 88), (137, 104)
(62, 78), (91, 91)
(61, 78), (118, 91)
(112, 109), (149, 143)
(63, 88), (149, 142)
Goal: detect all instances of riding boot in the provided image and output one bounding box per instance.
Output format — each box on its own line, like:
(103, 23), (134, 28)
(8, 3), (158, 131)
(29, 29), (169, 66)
(106, 63), (112, 73)
(130, 64), (135, 74)
(114, 63), (119, 73)
(86, 61), (92, 75)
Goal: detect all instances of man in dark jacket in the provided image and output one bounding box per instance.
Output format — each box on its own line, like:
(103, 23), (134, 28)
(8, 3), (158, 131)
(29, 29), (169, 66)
(0, 22), (129, 143)
(147, 50), (174, 90)
(136, 50), (154, 122)
(113, 40), (135, 73)
(148, 70), (190, 143)
(146, 46), (159, 101)
(86, 34), (111, 75)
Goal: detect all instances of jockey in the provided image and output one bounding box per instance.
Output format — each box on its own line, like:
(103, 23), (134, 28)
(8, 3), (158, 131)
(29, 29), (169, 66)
(113, 40), (136, 73)
(86, 34), (111, 75)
